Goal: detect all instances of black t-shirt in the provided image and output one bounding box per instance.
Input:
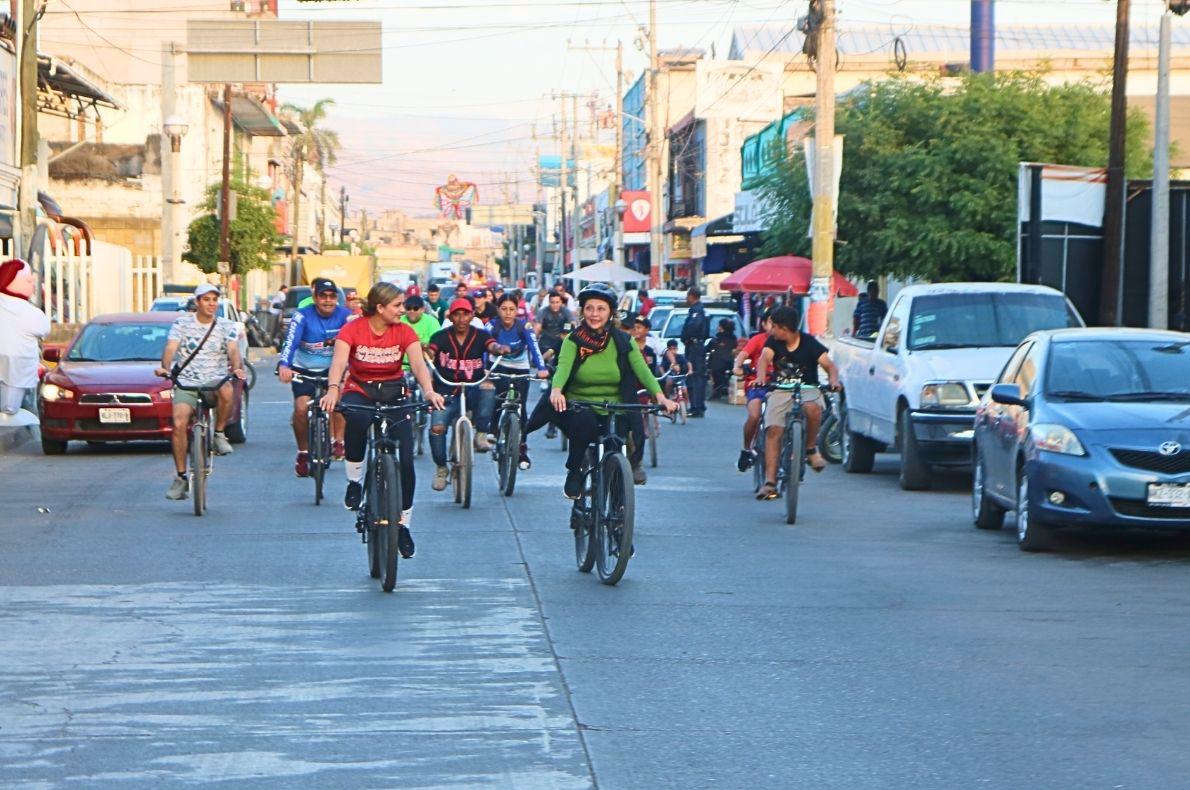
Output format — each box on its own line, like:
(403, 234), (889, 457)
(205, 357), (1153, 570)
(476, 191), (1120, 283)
(536, 306), (573, 339)
(427, 327), (495, 395)
(637, 342), (659, 376)
(764, 333), (828, 386)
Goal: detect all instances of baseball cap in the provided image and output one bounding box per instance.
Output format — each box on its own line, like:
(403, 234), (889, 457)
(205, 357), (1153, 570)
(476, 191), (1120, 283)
(633, 315), (652, 329)
(406, 284), (421, 296)
(404, 294), (425, 310)
(312, 277), (337, 294)
(448, 298), (474, 315)
(194, 283), (220, 298)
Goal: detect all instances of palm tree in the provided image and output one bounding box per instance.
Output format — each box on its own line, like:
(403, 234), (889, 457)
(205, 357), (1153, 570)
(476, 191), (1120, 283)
(281, 98), (341, 264)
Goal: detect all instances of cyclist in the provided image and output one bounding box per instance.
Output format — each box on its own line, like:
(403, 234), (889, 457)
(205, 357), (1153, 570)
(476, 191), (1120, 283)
(753, 305), (839, 501)
(425, 283), (448, 323)
(660, 339), (693, 399)
(732, 308), (772, 472)
(535, 290), (574, 362)
(400, 294), (441, 351)
(629, 316), (660, 374)
(539, 283), (677, 499)
(319, 282), (445, 558)
(471, 288), (498, 325)
(624, 315), (662, 484)
(426, 298), (512, 491)
(156, 283), (246, 501)
(485, 293), (550, 469)
(278, 277), (353, 476)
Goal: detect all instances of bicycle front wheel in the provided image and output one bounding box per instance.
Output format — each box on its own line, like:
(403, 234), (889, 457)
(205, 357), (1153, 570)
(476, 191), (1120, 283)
(648, 413), (658, 468)
(311, 412), (328, 505)
(377, 454), (403, 592)
(678, 397), (688, 425)
(784, 420), (805, 525)
(190, 423), (206, 516)
(595, 452), (635, 585)
(498, 413), (520, 497)
(455, 420), (473, 509)
(573, 464), (596, 573)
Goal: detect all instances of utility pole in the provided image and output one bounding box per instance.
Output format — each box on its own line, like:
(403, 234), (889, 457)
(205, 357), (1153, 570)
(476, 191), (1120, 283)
(808, 0), (837, 338)
(218, 84), (233, 286)
(16, 0), (39, 261)
(571, 93), (581, 272)
(1151, 5), (1182, 329)
(647, 0), (663, 288)
(615, 40), (625, 269)
(161, 42), (183, 283)
(1100, 0), (1130, 326)
(339, 185), (348, 245)
(970, 1), (995, 72)
(559, 95), (569, 277)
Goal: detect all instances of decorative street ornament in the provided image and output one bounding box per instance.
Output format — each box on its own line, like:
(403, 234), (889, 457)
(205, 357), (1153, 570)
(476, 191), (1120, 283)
(435, 175), (479, 221)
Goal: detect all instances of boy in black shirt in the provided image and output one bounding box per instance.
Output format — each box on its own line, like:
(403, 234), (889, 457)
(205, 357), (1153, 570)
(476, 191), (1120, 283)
(754, 306), (840, 499)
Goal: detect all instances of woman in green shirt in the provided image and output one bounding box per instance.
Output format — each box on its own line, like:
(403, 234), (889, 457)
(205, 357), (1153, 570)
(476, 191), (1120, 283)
(548, 283), (677, 499)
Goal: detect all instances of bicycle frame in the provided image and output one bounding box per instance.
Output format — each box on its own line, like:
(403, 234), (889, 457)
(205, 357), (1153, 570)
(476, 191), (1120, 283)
(429, 356), (504, 508)
(167, 371), (234, 516)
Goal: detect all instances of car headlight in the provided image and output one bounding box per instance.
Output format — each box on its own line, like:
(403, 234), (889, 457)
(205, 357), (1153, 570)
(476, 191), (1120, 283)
(920, 382), (972, 408)
(1031, 423), (1086, 456)
(41, 383), (75, 402)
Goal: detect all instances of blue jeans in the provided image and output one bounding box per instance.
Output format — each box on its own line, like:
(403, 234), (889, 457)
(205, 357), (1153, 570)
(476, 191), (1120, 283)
(429, 388), (495, 467)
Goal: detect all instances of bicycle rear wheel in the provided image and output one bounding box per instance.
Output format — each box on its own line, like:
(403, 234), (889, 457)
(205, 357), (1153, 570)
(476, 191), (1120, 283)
(414, 409), (427, 456)
(572, 461), (596, 573)
(648, 413), (658, 468)
(595, 452), (634, 585)
(455, 420), (473, 509)
(818, 409), (842, 464)
(377, 454), (402, 592)
(752, 428), (766, 493)
(498, 413), (520, 497)
(190, 422), (206, 516)
(784, 420), (805, 525)
(311, 411), (328, 505)
(678, 396), (688, 425)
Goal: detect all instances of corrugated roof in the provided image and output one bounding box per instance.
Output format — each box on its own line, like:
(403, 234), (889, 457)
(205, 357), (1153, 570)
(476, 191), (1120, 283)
(729, 24), (1190, 61)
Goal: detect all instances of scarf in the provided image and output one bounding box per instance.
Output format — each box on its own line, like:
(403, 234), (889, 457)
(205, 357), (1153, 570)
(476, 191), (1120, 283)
(569, 321), (611, 361)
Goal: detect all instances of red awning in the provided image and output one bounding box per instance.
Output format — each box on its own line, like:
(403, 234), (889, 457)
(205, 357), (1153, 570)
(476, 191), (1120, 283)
(719, 255), (859, 296)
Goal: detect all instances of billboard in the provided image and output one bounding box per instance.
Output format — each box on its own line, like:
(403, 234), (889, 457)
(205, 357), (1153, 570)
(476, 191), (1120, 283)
(538, 155), (576, 187)
(187, 20), (382, 84)
(620, 191), (651, 233)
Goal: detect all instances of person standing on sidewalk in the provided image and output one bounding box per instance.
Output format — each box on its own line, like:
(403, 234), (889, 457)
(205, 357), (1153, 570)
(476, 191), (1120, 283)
(680, 287), (710, 417)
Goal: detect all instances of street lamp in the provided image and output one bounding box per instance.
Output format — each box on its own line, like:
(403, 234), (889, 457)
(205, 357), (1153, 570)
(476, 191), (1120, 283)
(163, 115), (189, 153)
(162, 114), (190, 282)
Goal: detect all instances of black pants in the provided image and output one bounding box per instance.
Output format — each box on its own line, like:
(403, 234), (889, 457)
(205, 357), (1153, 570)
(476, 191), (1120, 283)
(341, 392), (416, 508)
(490, 375), (530, 434)
(687, 344), (708, 414)
(555, 409), (644, 471)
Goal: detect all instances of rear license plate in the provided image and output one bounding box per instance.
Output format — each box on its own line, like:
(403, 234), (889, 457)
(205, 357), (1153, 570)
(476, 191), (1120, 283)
(98, 407), (131, 424)
(1147, 483), (1190, 508)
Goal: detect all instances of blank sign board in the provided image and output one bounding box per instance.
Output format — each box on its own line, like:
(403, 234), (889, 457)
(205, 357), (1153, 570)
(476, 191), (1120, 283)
(186, 20), (382, 84)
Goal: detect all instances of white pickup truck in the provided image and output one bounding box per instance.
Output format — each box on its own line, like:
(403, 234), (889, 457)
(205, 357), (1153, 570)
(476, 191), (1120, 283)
(833, 283), (1083, 490)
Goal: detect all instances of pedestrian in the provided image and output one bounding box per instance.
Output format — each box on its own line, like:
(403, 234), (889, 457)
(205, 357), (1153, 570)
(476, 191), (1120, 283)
(270, 284), (288, 312)
(638, 288), (655, 318)
(852, 281), (887, 338)
(679, 287), (709, 417)
(707, 317), (738, 400)
(0, 259), (50, 425)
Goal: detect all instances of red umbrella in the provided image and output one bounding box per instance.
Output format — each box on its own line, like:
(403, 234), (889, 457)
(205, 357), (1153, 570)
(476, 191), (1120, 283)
(720, 255), (859, 296)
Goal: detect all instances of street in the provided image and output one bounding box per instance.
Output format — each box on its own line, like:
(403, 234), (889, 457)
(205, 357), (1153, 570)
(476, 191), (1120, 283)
(4, 367), (1190, 789)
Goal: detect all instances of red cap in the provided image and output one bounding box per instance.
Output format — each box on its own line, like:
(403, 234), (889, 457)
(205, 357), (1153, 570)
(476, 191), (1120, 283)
(406, 284), (421, 296)
(448, 298), (474, 315)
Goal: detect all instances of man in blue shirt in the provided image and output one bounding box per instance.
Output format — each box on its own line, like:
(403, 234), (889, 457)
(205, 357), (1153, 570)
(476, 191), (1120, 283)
(852, 281), (888, 338)
(278, 278), (354, 477)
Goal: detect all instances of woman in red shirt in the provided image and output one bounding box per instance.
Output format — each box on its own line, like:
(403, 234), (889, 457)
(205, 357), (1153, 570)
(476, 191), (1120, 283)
(731, 308), (772, 473)
(321, 282), (445, 559)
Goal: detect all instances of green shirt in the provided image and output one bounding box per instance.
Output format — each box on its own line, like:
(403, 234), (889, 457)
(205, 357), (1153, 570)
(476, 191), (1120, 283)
(425, 297), (448, 323)
(553, 334), (662, 403)
(400, 312), (441, 369)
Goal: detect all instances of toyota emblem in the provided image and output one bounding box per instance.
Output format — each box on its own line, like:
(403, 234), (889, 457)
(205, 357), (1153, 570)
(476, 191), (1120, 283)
(1159, 441), (1182, 457)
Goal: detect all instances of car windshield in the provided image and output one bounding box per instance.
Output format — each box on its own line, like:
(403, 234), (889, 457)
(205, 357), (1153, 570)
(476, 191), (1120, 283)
(648, 306), (673, 331)
(663, 311), (744, 339)
(1046, 339), (1190, 401)
(67, 323), (170, 362)
(150, 300), (185, 312)
(907, 292), (1078, 350)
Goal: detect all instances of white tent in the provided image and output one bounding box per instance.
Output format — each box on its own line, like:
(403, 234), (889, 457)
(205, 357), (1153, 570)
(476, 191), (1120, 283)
(559, 259), (649, 284)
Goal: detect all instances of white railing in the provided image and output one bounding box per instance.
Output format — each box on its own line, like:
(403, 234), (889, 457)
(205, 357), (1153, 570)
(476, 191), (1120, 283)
(42, 250), (92, 325)
(129, 255), (163, 312)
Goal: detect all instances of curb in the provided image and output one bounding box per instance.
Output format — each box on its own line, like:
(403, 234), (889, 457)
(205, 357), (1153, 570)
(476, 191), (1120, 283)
(0, 425), (36, 454)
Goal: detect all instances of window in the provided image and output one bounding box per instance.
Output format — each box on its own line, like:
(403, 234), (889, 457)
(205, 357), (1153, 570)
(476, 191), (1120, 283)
(906, 292), (1074, 351)
(882, 295), (910, 353)
(1014, 344), (1040, 398)
(67, 324), (171, 362)
(998, 342), (1033, 384)
(1045, 339), (1190, 400)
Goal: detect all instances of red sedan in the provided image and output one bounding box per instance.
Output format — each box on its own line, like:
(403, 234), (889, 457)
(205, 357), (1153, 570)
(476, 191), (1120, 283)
(38, 312), (249, 454)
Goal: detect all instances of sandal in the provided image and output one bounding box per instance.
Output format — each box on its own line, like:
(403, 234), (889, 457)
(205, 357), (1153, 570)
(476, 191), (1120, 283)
(807, 448), (826, 473)
(756, 482), (779, 500)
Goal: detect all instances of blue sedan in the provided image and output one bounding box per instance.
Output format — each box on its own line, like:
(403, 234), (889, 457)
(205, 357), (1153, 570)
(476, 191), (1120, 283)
(972, 328), (1190, 551)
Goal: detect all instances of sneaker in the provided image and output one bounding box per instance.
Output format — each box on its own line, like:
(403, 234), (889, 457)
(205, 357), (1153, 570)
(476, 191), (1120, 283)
(432, 465), (449, 491)
(331, 440), (346, 462)
(632, 464), (647, 485)
(564, 470), (583, 500)
(737, 449), (754, 473)
(212, 431), (233, 455)
(165, 475), (188, 500)
(518, 444), (531, 471)
(398, 526), (415, 559)
(688, 411), (706, 419)
(344, 480), (362, 511)
(474, 433), (491, 453)
(545, 425), (557, 439)
(295, 451), (310, 478)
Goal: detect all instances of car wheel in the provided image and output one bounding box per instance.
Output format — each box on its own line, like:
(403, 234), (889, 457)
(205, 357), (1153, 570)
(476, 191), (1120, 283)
(841, 409), (875, 474)
(972, 451), (1005, 530)
(898, 409), (932, 491)
(225, 388), (249, 444)
(41, 435), (67, 455)
(1016, 467), (1054, 552)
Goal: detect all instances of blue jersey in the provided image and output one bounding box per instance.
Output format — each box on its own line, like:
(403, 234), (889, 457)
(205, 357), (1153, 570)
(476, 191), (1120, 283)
(280, 304), (353, 371)
(484, 318), (546, 371)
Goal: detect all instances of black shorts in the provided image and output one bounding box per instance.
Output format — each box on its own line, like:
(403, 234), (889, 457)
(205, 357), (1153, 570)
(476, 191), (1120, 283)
(290, 367), (322, 399)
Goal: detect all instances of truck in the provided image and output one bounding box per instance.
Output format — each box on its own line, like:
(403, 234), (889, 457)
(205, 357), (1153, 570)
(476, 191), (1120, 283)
(832, 283), (1083, 490)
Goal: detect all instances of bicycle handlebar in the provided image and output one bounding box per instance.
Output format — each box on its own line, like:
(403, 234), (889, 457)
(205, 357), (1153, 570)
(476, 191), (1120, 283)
(568, 401), (668, 415)
(160, 369), (236, 392)
(336, 400), (429, 415)
(428, 355), (504, 388)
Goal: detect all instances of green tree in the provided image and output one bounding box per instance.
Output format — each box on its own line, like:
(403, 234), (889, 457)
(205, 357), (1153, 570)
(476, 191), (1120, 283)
(282, 98), (341, 255)
(757, 72), (1153, 282)
(182, 178), (282, 275)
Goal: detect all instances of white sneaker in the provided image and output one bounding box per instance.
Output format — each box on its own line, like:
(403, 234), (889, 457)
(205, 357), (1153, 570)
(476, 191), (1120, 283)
(166, 476), (189, 500)
(432, 465), (449, 491)
(474, 433), (491, 453)
(212, 432), (233, 456)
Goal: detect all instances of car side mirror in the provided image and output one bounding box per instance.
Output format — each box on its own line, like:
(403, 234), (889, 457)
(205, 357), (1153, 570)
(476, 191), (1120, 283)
(990, 383), (1026, 407)
(42, 346), (61, 363)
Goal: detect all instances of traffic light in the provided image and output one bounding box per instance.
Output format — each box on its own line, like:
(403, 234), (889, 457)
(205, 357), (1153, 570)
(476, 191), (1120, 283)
(1171, 1), (1190, 17)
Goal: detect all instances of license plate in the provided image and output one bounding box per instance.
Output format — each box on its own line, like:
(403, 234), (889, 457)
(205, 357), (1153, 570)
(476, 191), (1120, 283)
(1147, 483), (1190, 508)
(98, 407), (131, 424)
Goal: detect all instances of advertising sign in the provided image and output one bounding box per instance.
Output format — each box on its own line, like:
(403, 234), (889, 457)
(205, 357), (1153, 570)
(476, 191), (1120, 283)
(620, 190), (651, 233)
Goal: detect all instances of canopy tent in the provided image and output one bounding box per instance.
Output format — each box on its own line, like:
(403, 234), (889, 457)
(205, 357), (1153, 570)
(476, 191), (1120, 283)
(719, 255), (858, 296)
(559, 259), (650, 283)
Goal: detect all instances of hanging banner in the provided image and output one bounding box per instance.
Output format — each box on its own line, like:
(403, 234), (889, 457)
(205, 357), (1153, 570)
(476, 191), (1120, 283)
(620, 190), (652, 233)
(803, 135), (844, 238)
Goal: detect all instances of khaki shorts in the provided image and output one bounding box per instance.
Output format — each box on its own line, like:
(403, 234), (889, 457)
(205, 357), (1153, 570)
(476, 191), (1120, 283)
(173, 379), (230, 410)
(763, 386), (822, 430)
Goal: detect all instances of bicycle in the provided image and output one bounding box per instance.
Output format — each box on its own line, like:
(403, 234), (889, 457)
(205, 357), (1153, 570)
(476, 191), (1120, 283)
(429, 359), (501, 509)
(765, 377), (812, 525)
(165, 370), (234, 517)
(338, 398), (428, 593)
(567, 401), (665, 585)
(488, 367), (536, 497)
(405, 373), (429, 456)
(816, 387), (843, 464)
(661, 370), (690, 424)
(291, 371), (332, 505)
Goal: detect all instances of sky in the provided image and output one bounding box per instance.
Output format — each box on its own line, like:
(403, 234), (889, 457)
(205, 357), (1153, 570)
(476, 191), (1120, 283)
(275, 0), (1178, 216)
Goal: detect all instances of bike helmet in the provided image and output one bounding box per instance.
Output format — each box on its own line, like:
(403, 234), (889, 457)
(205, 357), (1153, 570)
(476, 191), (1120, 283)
(577, 282), (618, 309)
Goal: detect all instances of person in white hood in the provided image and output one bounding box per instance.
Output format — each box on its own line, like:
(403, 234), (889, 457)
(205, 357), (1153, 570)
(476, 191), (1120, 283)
(0, 258), (50, 424)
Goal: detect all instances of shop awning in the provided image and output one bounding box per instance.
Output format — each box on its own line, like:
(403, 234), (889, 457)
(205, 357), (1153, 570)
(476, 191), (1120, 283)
(691, 213), (736, 239)
(720, 255), (859, 296)
(38, 56), (120, 118)
(214, 95), (287, 137)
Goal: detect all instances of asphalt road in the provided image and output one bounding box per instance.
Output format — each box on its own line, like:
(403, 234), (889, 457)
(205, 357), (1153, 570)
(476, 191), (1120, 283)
(4, 365), (1190, 788)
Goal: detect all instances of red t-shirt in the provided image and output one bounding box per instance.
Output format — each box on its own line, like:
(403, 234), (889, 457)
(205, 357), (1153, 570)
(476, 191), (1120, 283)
(336, 318), (420, 397)
(741, 331), (768, 388)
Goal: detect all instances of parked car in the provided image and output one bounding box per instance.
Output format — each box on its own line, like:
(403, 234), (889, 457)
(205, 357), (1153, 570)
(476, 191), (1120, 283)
(972, 328), (1190, 551)
(150, 296), (189, 312)
(656, 307), (746, 343)
(38, 312), (249, 455)
(833, 283), (1084, 490)
(617, 288), (687, 321)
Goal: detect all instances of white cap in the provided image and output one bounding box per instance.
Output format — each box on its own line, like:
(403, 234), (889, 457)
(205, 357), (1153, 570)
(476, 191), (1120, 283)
(194, 283), (220, 298)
